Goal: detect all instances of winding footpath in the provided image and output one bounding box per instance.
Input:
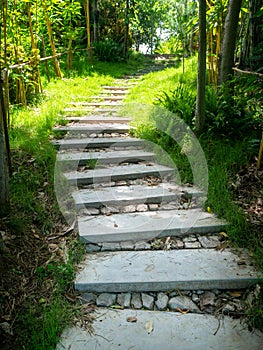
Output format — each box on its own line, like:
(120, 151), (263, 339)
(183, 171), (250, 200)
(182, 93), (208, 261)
(54, 60), (262, 349)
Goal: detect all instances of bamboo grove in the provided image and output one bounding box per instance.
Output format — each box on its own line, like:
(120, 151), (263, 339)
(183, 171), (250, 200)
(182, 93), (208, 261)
(0, 0), (262, 106)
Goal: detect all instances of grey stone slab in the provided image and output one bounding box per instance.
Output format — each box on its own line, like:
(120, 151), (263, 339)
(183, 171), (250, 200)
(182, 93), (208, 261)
(54, 123), (130, 134)
(73, 183), (196, 209)
(53, 137), (144, 149)
(57, 150), (155, 165)
(103, 86), (130, 90)
(56, 309), (263, 350)
(63, 116), (130, 124)
(75, 249), (261, 293)
(78, 209), (226, 243)
(64, 163), (175, 185)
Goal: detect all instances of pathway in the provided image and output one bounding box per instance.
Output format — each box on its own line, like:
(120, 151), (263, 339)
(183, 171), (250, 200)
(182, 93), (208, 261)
(54, 60), (262, 349)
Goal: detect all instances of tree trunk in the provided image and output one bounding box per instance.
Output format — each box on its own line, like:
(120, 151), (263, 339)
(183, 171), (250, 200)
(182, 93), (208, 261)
(195, 0), (206, 135)
(85, 0), (92, 61)
(93, 0), (99, 42)
(123, 0), (130, 58)
(218, 0), (242, 84)
(0, 79), (10, 218)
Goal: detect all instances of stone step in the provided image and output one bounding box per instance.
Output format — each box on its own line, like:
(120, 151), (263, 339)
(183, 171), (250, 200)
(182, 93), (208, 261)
(53, 137), (144, 150)
(57, 150), (155, 165)
(57, 309), (263, 350)
(78, 209), (226, 243)
(63, 116), (130, 124)
(64, 107), (121, 114)
(84, 95), (125, 101)
(64, 163), (175, 185)
(73, 183), (203, 209)
(68, 102), (122, 107)
(54, 123), (130, 134)
(75, 248), (260, 293)
(103, 86), (130, 90)
(101, 90), (128, 95)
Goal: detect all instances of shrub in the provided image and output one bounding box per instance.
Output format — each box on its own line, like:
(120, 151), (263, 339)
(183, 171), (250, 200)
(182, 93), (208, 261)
(93, 39), (125, 62)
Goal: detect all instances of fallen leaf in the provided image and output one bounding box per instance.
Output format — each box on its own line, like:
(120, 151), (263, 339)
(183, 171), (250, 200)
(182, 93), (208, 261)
(219, 231), (228, 238)
(127, 317), (137, 323)
(114, 223), (118, 228)
(228, 291), (242, 298)
(111, 305), (124, 310)
(145, 320), (154, 333)
(176, 308), (190, 314)
(207, 206), (213, 213)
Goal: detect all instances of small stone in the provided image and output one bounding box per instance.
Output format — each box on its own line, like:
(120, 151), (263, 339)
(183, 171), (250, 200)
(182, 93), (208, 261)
(169, 291), (179, 298)
(182, 203), (189, 209)
(223, 303), (235, 313)
(197, 290), (204, 295)
(120, 241), (134, 250)
(184, 241), (201, 249)
(89, 133), (97, 138)
(136, 204), (148, 212)
(156, 292), (169, 311)
(81, 292), (97, 304)
(97, 133), (104, 138)
(183, 236), (197, 243)
(86, 243), (101, 252)
(131, 293), (142, 309)
(168, 296), (200, 312)
(101, 206), (120, 215)
(148, 204), (159, 211)
(134, 241), (151, 250)
(174, 239), (184, 249)
(101, 242), (121, 251)
(80, 207), (100, 215)
(141, 293), (154, 310)
(115, 180), (127, 186)
(198, 236), (219, 248)
(160, 204), (177, 210)
(117, 293), (131, 308)
(192, 294), (200, 303)
(200, 291), (216, 310)
(122, 205), (136, 213)
(96, 293), (116, 307)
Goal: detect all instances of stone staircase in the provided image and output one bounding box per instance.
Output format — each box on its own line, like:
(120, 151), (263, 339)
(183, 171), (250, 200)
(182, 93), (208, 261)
(55, 62), (262, 349)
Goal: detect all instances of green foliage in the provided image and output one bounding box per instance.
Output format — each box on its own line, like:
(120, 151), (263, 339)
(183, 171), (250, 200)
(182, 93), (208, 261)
(205, 75), (263, 138)
(93, 39), (125, 62)
(155, 83), (196, 126)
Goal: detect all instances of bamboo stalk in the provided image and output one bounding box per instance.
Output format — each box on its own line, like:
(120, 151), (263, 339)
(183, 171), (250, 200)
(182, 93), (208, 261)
(257, 132), (263, 169)
(42, 0), (62, 78)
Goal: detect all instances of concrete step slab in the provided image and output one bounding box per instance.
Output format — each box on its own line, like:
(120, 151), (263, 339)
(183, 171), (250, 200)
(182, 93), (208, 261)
(53, 137), (144, 149)
(73, 183), (202, 209)
(102, 86), (130, 90)
(54, 123), (130, 134)
(63, 116), (130, 124)
(57, 150), (155, 165)
(68, 102), (123, 107)
(84, 96), (125, 101)
(57, 309), (263, 350)
(78, 209), (225, 243)
(64, 163), (175, 185)
(64, 107), (121, 114)
(75, 248), (260, 293)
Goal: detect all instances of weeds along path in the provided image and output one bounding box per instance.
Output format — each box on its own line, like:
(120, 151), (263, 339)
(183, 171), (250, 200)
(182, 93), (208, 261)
(53, 59), (263, 349)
